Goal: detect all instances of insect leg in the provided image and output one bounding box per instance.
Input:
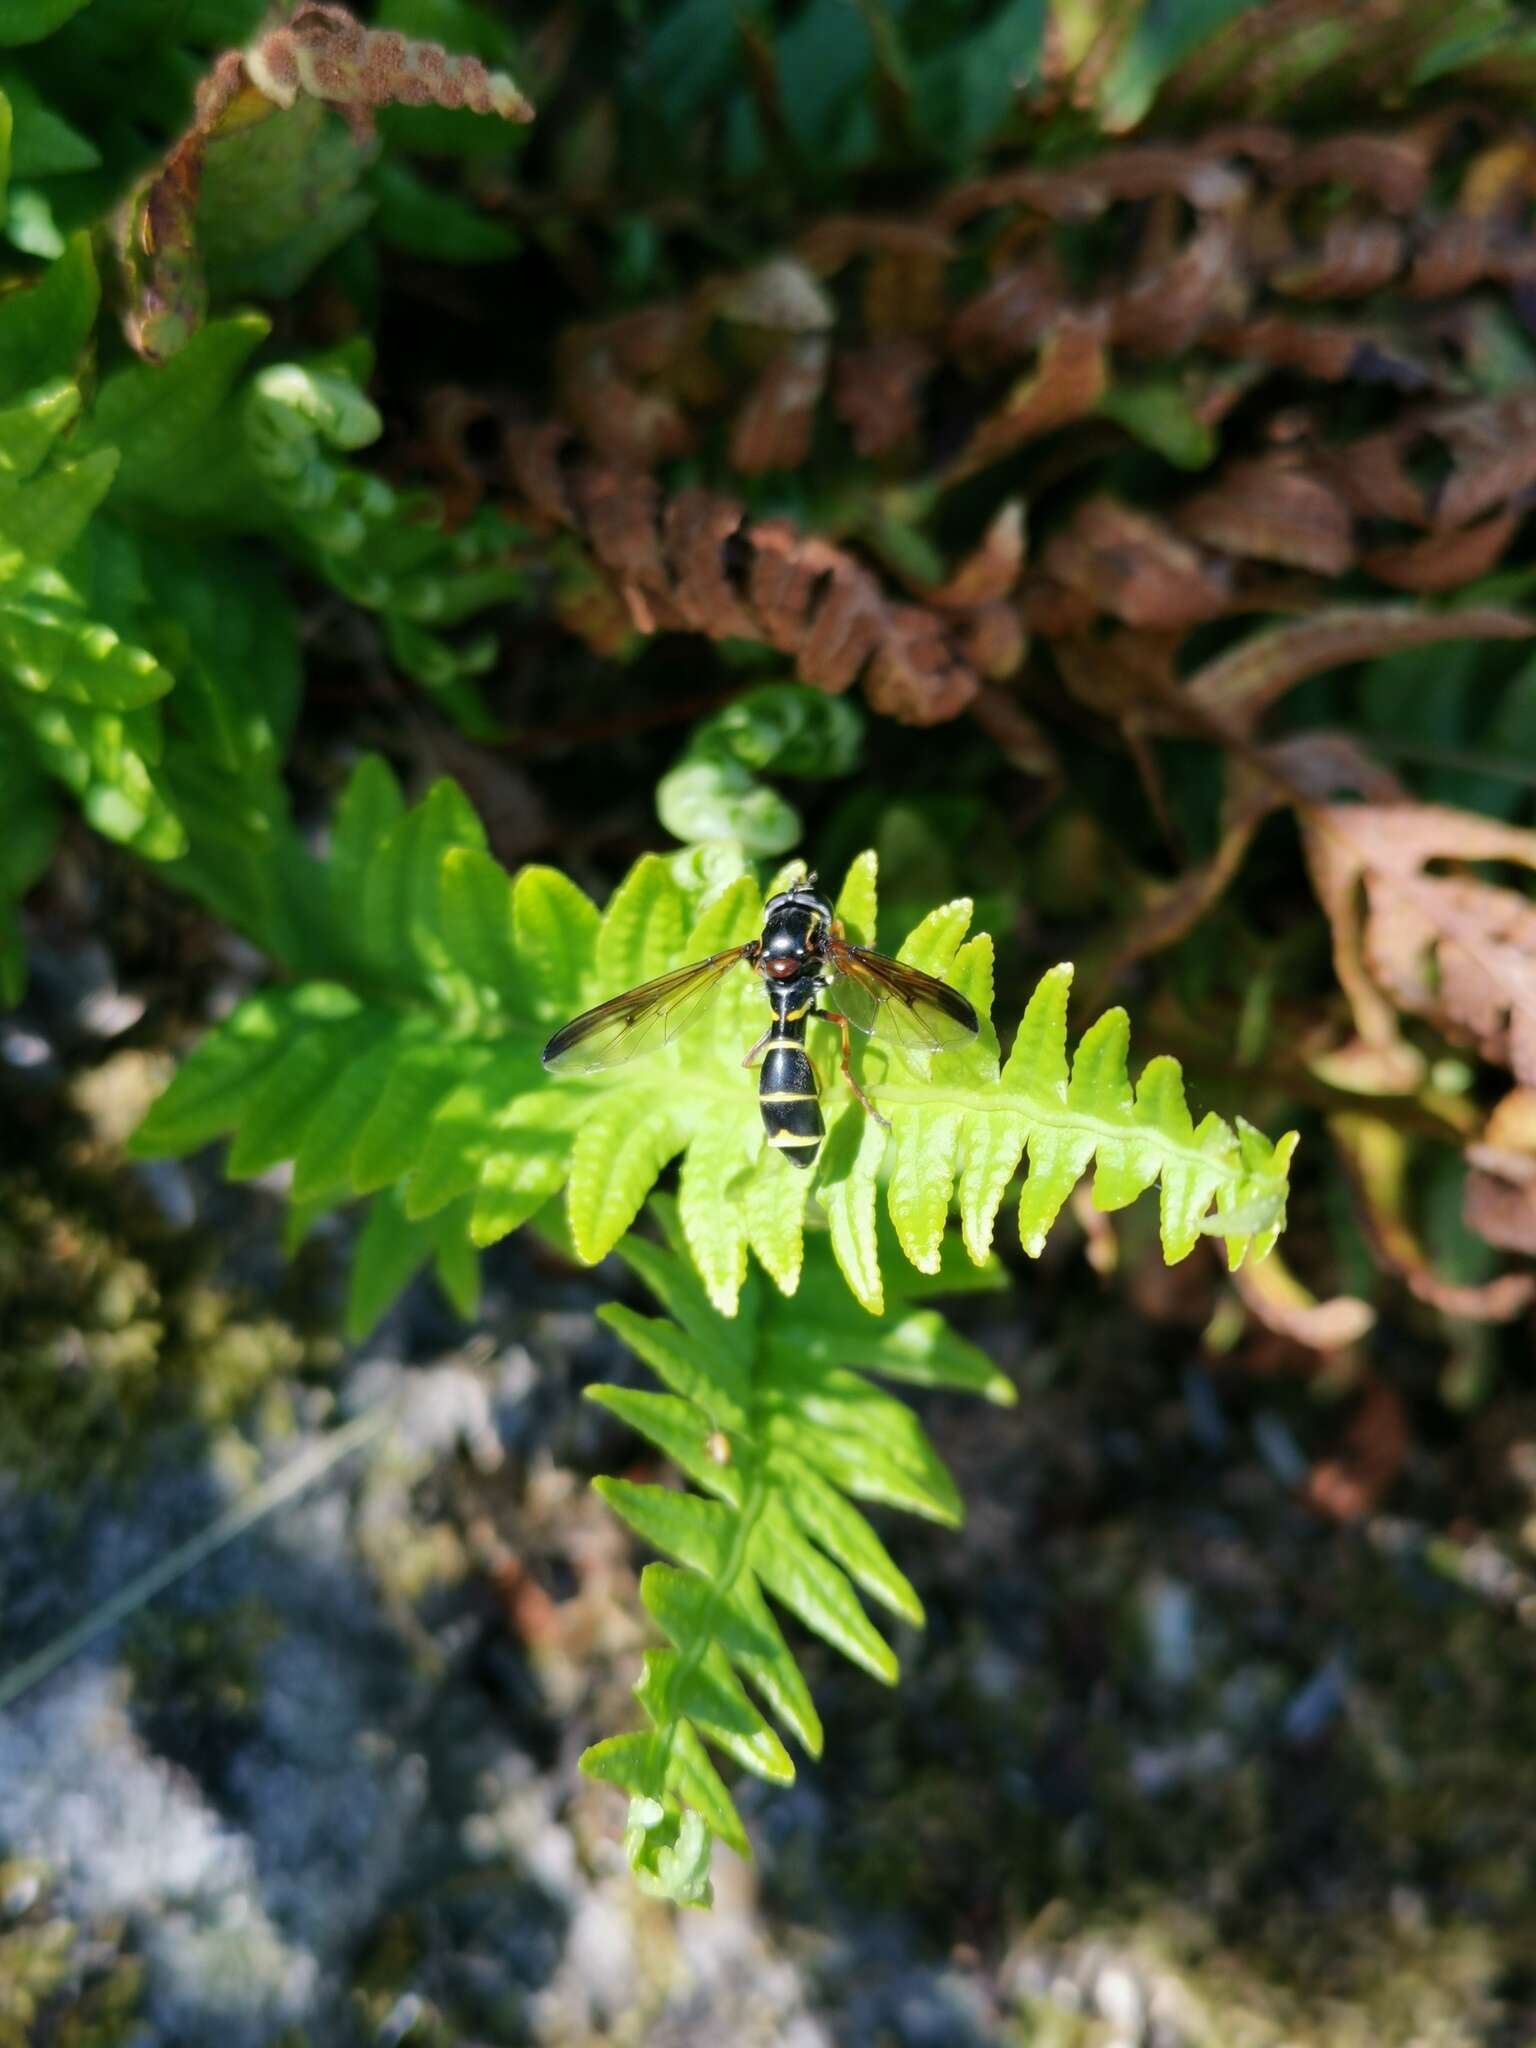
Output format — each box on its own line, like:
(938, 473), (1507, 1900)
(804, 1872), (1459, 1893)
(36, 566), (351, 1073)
(741, 1023), (775, 1070)
(819, 1008), (891, 1131)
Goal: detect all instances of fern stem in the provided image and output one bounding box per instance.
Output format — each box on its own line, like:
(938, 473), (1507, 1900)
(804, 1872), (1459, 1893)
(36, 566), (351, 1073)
(652, 1454), (772, 1759)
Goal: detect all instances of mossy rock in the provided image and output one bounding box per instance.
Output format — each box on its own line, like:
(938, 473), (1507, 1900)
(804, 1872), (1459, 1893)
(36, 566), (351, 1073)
(0, 1062), (340, 1493)
(0, 1864), (145, 2048)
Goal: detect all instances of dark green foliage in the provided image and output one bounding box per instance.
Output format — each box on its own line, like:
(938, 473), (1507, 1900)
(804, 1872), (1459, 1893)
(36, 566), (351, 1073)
(620, 0), (1051, 191)
(0, 260), (525, 955)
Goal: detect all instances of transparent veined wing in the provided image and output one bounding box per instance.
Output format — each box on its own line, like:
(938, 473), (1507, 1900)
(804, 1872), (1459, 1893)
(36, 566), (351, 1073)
(540, 948), (754, 1073)
(825, 938), (978, 1058)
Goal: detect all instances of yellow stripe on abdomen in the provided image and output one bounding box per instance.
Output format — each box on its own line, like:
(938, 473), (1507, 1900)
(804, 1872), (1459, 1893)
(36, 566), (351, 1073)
(760, 1032), (823, 1168)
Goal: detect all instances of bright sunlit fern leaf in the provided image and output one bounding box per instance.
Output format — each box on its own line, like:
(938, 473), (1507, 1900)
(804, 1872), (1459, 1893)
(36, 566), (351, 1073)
(132, 766), (1294, 1333)
(829, 848), (1299, 1311)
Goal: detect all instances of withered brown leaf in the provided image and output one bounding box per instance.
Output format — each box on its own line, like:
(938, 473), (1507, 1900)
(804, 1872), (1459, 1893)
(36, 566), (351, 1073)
(728, 337), (829, 475)
(1304, 803), (1536, 1086)
(1043, 497), (1232, 629)
(1232, 1248), (1376, 1351)
(1176, 454), (1354, 575)
(946, 315), (1109, 482)
(118, 3), (532, 361)
(1183, 605), (1534, 733)
(1332, 1112), (1536, 1322)
(501, 430), (983, 723)
(1464, 1088), (1536, 1256)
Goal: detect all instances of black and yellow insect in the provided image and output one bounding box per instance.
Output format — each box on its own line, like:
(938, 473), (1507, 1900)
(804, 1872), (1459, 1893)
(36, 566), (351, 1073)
(540, 876), (979, 1170)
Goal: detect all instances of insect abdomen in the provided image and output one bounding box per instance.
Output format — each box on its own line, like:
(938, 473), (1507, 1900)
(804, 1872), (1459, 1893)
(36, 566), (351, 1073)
(759, 1014), (823, 1169)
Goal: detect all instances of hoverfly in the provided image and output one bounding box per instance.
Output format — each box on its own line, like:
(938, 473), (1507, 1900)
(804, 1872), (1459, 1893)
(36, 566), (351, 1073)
(541, 876), (978, 1171)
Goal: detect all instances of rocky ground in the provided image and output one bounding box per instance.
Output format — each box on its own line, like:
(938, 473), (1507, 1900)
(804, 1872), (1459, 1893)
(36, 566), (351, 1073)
(4, 925), (1536, 2048)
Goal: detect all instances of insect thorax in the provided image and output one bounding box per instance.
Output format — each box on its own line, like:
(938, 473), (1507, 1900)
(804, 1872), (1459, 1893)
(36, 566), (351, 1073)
(760, 886), (832, 988)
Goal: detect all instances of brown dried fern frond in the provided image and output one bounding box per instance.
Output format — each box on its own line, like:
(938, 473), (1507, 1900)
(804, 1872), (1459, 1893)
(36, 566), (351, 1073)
(500, 426), (1006, 725)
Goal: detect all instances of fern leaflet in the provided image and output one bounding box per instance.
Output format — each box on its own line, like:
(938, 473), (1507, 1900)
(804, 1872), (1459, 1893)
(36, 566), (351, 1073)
(131, 764), (1296, 1330)
(578, 1197), (1011, 1904)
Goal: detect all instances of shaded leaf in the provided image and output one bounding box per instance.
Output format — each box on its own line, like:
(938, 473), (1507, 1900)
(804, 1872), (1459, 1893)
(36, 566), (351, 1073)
(0, 231), (97, 402)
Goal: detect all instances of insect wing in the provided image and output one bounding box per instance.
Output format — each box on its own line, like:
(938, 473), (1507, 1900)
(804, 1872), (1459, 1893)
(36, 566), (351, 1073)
(827, 939), (979, 1057)
(541, 948), (752, 1073)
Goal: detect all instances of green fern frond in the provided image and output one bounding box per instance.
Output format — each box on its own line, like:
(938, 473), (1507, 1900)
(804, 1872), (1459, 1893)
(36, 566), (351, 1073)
(5, 324), (280, 853)
(0, 239), (527, 988)
(131, 765), (1294, 1337)
(831, 850), (1298, 1310)
(0, 307), (186, 872)
(241, 354), (526, 736)
(578, 1196), (1012, 1905)
(0, 262), (288, 907)
(0, 230), (97, 402)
